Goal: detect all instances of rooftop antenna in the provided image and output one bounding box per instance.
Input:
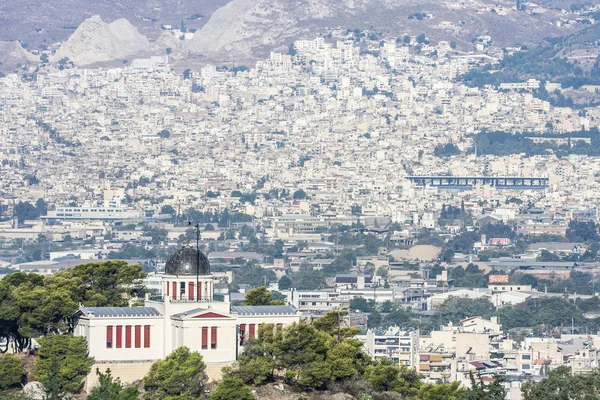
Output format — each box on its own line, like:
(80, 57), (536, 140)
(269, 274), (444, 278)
(189, 221), (201, 301)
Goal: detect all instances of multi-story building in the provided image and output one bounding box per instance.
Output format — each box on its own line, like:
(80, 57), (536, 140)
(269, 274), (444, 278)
(363, 327), (420, 368)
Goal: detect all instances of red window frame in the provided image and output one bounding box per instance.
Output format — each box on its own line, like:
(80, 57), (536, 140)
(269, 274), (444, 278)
(125, 325), (132, 348)
(116, 325), (122, 348)
(202, 327), (208, 349)
(211, 327), (217, 349)
(106, 326), (113, 348)
(144, 325), (150, 348)
(135, 325), (141, 348)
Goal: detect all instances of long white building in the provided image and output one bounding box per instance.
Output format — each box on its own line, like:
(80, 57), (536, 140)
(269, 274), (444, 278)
(74, 246), (300, 389)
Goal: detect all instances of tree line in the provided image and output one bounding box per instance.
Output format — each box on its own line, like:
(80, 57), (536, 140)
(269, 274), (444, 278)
(0, 262), (145, 353)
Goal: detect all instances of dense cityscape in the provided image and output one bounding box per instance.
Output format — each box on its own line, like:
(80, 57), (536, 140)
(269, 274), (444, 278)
(2, 1), (600, 399)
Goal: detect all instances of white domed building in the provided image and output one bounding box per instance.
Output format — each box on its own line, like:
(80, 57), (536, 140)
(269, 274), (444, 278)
(74, 245), (299, 389)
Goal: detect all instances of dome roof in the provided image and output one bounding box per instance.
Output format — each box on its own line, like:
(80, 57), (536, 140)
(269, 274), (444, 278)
(164, 246), (210, 276)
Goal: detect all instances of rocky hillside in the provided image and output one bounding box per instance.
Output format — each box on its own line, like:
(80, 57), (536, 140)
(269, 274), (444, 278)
(52, 16), (149, 65)
(0, 41), (37, 68)
(0, 0), (595, 67)
(183, 0), (576, 61)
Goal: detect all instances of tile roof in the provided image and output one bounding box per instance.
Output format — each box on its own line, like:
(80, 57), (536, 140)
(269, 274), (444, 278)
(79, 307), (161, 318)
(170, 308), (207, 319)
(230, 305), (298, 316)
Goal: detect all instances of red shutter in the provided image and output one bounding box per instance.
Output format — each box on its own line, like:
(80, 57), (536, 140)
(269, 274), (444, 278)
(116, 326), (122, 348)
(166, 281), (169, 296)
(240, 324), (246, 334)
(106, 326), (113, 348)
(202, 327), (208, 349)
(135, 325), (141, 348)
(189, 282), (194, 300)
(249, 324), (255, 338)
(144, 325), (150, 348)
(172, 282), (177, 299)
(198, 282), (202, 300)
(125, 326), (132, 348)
(211, 327), (217, 349)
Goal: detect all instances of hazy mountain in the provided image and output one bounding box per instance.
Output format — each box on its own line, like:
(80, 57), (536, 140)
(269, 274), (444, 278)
(52, 16), (149, 65)
(0, 0), (593, 66)
(182, 0), (580, 61)
(0, 41), (38, 68)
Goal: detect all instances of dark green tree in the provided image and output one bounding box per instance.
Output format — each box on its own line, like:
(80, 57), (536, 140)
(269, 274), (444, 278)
(521, 366), (600, 400)
(462, 373), (506, 400)
(367, 311), (382, 328)
(143, 347), (207, 399)
(160, 205), (176, 216)
(566, 220), (599, 242)
(245, 286), (285, 306)
(292, 189), (307, 200)
(87, 368), (139, 400)
(208, 378), (253, 400)
(43, 356), (65, 400)
(350, 297), (376, 312)
(14, 201), (39, 223)
(34, 335), (94, 393)
(278, 276), (293, 291)
(0, 355), (24, 389)
(438, 296), (494, 323)
(537, 250), (560, 262)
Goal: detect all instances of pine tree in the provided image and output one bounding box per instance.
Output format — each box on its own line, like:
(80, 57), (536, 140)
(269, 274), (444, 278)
(44, 357), (64, 400)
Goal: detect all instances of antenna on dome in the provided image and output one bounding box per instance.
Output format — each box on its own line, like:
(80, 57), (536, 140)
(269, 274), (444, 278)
(189, 221), (201, 301)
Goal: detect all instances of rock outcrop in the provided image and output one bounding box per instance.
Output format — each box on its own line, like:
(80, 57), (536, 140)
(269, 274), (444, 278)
(53, 16), (149, 66)
(184, 0), (384, 59)
(0, 41), (37, 67)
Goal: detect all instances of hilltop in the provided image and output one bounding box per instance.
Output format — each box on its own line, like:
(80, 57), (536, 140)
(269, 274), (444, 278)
(0, 0), (594, 66)
(52, 16), (149, 65)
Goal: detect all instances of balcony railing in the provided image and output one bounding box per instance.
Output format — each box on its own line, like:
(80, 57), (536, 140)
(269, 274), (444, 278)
(148, 294), (225, 303)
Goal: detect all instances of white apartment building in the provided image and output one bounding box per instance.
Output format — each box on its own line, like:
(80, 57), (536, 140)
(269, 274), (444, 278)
(364, 327), (420, 368)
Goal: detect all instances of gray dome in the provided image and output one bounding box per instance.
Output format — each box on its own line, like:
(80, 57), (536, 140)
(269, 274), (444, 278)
(165, 246), (210, 276)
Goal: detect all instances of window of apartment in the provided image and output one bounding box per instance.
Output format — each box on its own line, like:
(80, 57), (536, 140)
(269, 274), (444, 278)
(125, 326), (132, 348)
(249, 324), (255, 339)
(522, 364), (530, 369)
(144, 326), (151, 348)
(211, 327), (217, 349)
(106, 326), (113, 348)
(189, 282), (194, 300)
(522, 354), (531, 360)
(135, 325), (141, 348)
(116, 326), (122, 348)
(202, 327), (208, 349)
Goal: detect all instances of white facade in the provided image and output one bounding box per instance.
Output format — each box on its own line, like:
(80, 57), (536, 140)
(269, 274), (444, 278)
(43, 206), (143, 221)
(75, 270), (300, 389)
(364, 327), (420, 368)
